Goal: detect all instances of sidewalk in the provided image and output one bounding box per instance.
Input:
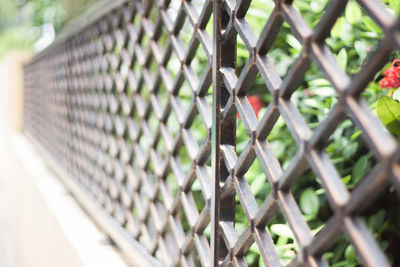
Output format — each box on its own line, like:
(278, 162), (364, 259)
(0, 51), (26, 267)
(0, 127), (18, 267)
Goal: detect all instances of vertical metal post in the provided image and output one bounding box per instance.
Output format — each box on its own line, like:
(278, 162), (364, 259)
(211, 0), (236, 265)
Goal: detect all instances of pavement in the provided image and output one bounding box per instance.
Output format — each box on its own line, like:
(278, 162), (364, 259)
(0, 51), (23, 267)
(0, 127), (18, 267)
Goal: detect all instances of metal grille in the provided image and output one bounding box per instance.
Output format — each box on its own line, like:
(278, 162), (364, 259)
(23, 0), (400, 266)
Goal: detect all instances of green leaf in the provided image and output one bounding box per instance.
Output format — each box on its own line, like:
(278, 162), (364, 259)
(336, 48), (347, 71)
(345, 2), (362, 24)
(250, 173), (267, 196)
(352, 154), (371, 184)
(299, 188), (319, 216)
(344, 245), (356, 261)
(308, 78), (330, 87)
(350, 130), (362, 140)
(341, 175), (351, 185)
(323, 252), (334, 261)
(354, 41), (368, 61)
(276, 235), (289, 246)
(304, 98), (324, 109)
(270, 224), (294, 239)
(368, 210), (385, 232)
(340, 119), (353, 129)
(331, 17), (345, 38)
(245, 252), (257, 266)
(315, 188), (325, 195)
(258, 256), (264, 267)
(286, 34), (302, 52)
(311, 86), (336, 97)
(362, 16), (382, 34)
(343, 142), (358, 158)
(332, 238), (349, 263)
(377, 95), (400, 136)
(310, 224), (324, 236)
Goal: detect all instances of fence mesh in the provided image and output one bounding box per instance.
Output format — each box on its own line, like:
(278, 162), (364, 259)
(24, 0), (400, 266)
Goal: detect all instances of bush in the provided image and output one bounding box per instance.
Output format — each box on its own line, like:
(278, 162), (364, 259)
(186, 0), (400, 265)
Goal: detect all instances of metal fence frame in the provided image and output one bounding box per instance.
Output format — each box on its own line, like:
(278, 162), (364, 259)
(24, 0), (400, 266)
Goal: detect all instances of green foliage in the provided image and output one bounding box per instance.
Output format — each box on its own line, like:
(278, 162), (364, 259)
(345, 1), (362, 24)
(300, 188), (319, 217)
(0, 25), (34, 57)
(352, 153), (373, 185)
(0, 0), (97, 58)
(230, 0), (400, 265)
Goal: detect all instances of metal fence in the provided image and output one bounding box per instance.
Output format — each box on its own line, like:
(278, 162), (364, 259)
(23, 0), (400, 266)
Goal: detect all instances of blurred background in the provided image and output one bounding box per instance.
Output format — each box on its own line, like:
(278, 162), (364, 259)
(0, 0), (99, 57)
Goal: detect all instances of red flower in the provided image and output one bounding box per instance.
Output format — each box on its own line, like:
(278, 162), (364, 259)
(248, 96), (264, 117)
(380, 59), (400, 89)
